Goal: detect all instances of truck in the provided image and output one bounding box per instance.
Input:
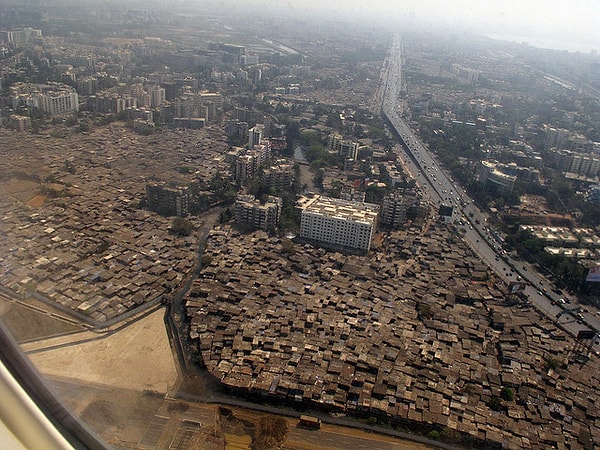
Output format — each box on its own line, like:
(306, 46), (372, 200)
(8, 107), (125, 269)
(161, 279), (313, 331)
(298, 415), (321, 430)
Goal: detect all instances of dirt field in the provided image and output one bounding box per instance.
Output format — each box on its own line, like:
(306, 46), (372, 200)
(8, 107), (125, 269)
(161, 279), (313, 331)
(0, 294), (84, 342)
(0, 177), (40, 203)
(1, 294), (434, 450)
(23, 308), (179, 393)
(26, 194), (47, 207)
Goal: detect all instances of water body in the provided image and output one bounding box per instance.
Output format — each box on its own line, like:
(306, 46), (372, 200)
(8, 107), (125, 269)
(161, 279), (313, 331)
(293, 144), (307, 163)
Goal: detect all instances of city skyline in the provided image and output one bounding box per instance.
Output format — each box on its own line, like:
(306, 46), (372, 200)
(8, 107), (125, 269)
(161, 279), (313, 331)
(190, 0), (600, 53)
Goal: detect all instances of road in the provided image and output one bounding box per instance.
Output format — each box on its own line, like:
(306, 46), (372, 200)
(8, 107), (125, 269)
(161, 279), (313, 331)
(379, 36), (598, 343)
(286, 425), (435, 450)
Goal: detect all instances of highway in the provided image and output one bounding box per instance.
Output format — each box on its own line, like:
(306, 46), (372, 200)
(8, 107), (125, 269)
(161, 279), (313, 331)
(380, 36), (598, 343)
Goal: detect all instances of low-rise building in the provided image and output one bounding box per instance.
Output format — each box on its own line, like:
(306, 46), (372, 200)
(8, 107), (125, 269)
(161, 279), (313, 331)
(173, 117), (205, 129)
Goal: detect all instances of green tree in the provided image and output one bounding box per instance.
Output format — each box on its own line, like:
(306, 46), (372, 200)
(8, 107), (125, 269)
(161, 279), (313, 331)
(500, 386), (514, 402)
(427, 430), (440, 439)
(171, 217), (193, 236)
(209, 172), (237, 204)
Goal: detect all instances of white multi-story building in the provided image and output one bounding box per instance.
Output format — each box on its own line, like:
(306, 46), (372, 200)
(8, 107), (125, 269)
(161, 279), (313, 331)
(149, 85), (166, 107)
(248, 124), (264, 149)
(33, 90), (79, 115)
(299, 195), (379, 252)
(10, 82), (79, 116)
(328, 133), (359, 160)
(479, 160), (517, 195)
(1, 28), (42, 46)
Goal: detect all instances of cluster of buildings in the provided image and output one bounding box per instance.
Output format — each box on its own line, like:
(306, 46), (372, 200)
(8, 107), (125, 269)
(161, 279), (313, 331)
(543, 126), (600, 181)
(451, 64), (481, 82)
(519, 225), (600, 260)
(0, 123), (233, 322)
(185, 224), (599, 449)
(227, 143), (271, 186)
(234, 190), (413, 254)
(544, 126), (598, 153)
(0, 27), (42, 46)
(0, 188), (197, 323)
(225, 126), (291, 187)
(9, 82), (79, 116)
(546, 148), (600, 181)
(88, 83), (223, 129)
(224, 109), (286, 149)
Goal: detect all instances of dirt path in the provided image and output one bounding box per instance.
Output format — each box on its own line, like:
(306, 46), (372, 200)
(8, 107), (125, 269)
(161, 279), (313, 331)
(299, 162), (317, 192)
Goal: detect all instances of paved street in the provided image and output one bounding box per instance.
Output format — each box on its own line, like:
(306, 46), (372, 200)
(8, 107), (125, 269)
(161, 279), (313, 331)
(380, 36), (597, 342)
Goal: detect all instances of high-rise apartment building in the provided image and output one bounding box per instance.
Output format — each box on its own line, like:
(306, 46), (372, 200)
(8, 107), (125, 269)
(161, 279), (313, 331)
(234, 195), (282, 230)
(149, 85), (166, 107)
(299, 195), (379, 252)
(146, 182), (190, 217)
(381, 190), (421, 228)
(235, 154), (258, 186)
(248, 125), (264, 149)
(328, 133), (359, 160)
(261, 161), (294, 191)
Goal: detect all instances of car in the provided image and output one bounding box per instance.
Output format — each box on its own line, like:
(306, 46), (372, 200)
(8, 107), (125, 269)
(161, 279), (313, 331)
(537, 291), (543, 296)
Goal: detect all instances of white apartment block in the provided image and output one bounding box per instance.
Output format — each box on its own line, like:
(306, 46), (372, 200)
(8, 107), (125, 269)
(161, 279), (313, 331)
(33, 90), (79, 115)
(299, 195), (379, 252)
(10, 82), (79, 115)
(248, 124), (264, 149)
(328, 133), (359, 160)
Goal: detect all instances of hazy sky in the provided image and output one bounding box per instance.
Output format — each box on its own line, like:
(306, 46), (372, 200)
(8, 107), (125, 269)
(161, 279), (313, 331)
(251, 0), (599, 52)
